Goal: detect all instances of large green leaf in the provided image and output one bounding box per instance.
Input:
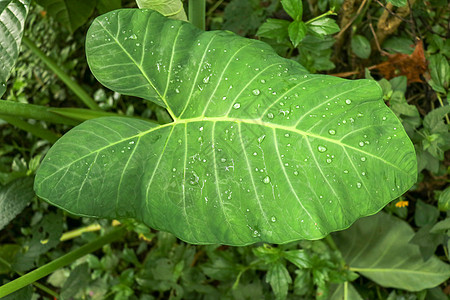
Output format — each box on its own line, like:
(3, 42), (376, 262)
(35, 0), (97, 33)
(334, 212), (450, 291)
(35, 9), (417, 245)
(0, 0), (30, 97)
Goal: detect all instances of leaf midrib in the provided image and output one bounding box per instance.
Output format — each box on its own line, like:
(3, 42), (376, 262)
(41, 116), (411, 181)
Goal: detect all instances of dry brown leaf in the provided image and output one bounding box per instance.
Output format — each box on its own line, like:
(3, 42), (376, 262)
(375, 41), (427, 84)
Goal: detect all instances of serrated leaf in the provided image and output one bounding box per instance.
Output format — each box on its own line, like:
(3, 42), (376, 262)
(35, 9), (417, 246)
(283, 249), (311, 268)
(281, 0), (303, 20)
(266, 262), (292, 300)
(35, 0), (96, 33)
(136, 0), (187, 21)
(0, 0), (30, 97)
(288, 20), (306, 47)
(334, 212), (450, 291)
(0, 177), (34, 230)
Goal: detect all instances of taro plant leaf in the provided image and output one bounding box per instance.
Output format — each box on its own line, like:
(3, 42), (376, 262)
(0, 177), (34, 230)
(35, 0), (97, 33)
(136, 0), (187, 21)
(35, 9), (417, 246)
(0, 0), (30, 97)
(333, 212), (450, 291)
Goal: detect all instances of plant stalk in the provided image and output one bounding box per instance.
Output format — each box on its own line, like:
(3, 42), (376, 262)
(0, 115), (59, 143)
(0, 100), (79, 126)
(21, 36), (100, 111)
(0, 226), (126, 298)
(189, 0), (206, 30)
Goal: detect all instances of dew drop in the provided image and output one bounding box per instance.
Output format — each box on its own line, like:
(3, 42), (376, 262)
(318, 145), (327, 153)
(258, 135), (266, 144)
(382, 116), (387, 121)
(172, 168), (176, 172)
(343, 170), (349, 174)
(345, 99), (352, 105)
(271, 216), (277, 222)
(359, 141), (364, 147)
(233, 103), (241, 109)
(328, 129), (336, 135)
(267, 112), (274, 119)
(260, 79), (266, 83)
(361, 157), (366, 162)
(263, 176), (271, 184)
(252, 89), (261, 96)
(284, 133), (290, 137)
(129, 34), (137, 40)
(326, 158), (332, 164)
(293, 170), (299, 176)
(356, 182), (362, 189)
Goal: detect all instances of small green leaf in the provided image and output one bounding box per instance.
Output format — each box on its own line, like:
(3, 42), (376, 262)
(307, 18), (340, 36)
(288, 20), (307, 47)
(351, 35), (371, 59)
(136, 0), (187, 21)
(334, 212), (450, 291)
(256, 19), (290, 43)
(428, 54), (449, 93)
(0, 0), (30, 97)
(266, 261), (292, 300)
(388, 0), (407, 7)
(283, 249), (312, 268)
(414, 200), (440, 227)
(35, 0), (96, 33)
(438, 187), (450, 211)
(430, 218), (450, 234)
(281, 0), (303, 20)
(0, 177), (34, 231)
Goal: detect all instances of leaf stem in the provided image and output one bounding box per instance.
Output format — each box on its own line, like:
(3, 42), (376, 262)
(21, 36), (100, 111)
(0, 115), (59, 143)
(0, 256), (58, 298)
(0, 101), (79, 126)
(189, 0), (206, 30)
(0, 226), (126, 298)
(305, 10), (336, 25)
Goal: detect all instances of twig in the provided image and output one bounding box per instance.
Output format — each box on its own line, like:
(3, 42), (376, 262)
(336, 0), (367, 39)
(374, 0), (411, 23)
(369, 19), (389, 56)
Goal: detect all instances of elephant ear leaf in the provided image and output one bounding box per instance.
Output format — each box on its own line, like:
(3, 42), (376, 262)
(34, 9), (417, 246)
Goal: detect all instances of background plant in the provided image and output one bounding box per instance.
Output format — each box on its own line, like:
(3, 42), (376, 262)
(0, 0), (449, 299)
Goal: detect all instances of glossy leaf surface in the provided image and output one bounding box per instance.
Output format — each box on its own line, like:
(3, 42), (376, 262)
(334, 212), (450, 291)
(35, 9), (417, 245)
(0, 0), (29, 97)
